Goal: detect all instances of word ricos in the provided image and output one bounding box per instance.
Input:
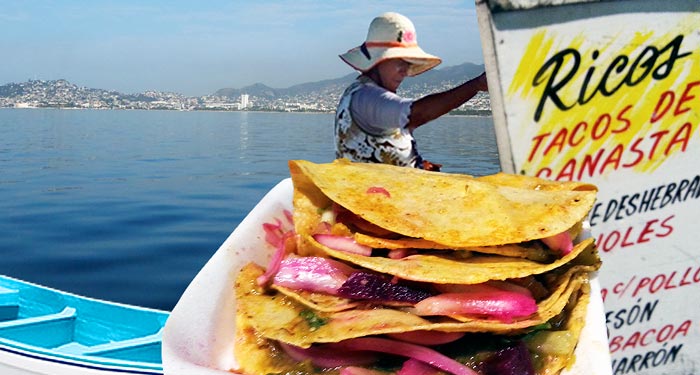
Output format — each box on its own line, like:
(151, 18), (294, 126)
(531, 34), (691, 122)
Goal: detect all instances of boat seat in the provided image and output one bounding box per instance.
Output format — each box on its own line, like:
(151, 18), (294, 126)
(0, 286), (20, 321)
(30, 327), (163, 364)
(81, 327), (163, 363)
(0, 307), (77, 348)
(55, 327), (163, 363)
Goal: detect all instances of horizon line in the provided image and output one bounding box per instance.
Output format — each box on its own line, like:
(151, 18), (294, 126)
(1, 61), (485, 97)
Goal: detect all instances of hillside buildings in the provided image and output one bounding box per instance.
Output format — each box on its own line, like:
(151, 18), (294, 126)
(0, 79), (491, 115)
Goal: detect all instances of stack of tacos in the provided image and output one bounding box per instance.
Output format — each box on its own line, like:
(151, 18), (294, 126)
(233, 159), (602, 375)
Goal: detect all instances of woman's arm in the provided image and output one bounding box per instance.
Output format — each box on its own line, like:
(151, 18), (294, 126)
(406, 72), (488, 131)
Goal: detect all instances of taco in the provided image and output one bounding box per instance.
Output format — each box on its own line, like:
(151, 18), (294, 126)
(288, 159), (597, 249)
(233, 160), (601, 375)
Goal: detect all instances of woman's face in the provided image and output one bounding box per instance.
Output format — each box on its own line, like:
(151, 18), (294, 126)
(375, 59), (411, 93)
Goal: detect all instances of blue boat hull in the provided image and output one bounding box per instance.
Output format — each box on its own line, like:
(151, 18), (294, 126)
(0, 275), (168, 375)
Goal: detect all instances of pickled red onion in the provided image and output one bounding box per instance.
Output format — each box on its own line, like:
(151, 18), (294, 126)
(366, 186), (391, 197)
(541, 231), (574, 256)
(435, 280), (532, 298)
(387, 331), (465, 346)
(413, 289), (537, 323)
(388, 248), (417, 259)
(313, 234), (372, 256)
(333, 337), (478, 375)
(273, 256), (355, 294)
(257, 216), (296, 286)
(397, 359), (444, 375)
(340, 367), (386, 375)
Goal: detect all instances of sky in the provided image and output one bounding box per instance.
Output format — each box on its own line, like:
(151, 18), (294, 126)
(0, 0), (484, 96)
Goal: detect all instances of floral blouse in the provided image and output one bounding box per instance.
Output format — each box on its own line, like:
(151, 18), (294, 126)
(334, 77), (423, 168)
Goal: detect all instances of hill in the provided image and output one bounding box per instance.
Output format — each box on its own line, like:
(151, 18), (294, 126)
(214, 62), (486, 99)
(0, 62), (490, 113)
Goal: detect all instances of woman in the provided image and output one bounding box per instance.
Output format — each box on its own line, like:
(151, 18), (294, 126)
(335, 12), (488, 171)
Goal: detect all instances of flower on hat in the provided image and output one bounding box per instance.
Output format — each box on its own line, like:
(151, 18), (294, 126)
(399, 30), (415, 44)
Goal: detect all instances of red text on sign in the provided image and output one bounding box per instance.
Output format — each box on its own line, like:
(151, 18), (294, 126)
(602, 266), (700, 302)
(609, 320), (691, 353)
(596, 214), (674, 254)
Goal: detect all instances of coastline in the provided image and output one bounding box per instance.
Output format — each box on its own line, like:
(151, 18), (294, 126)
(0, 106), (493, 117)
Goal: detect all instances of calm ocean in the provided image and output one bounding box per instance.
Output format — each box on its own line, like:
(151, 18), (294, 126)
(0, 108), (499, 310)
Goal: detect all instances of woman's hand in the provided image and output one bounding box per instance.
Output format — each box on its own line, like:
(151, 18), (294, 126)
(422, 160), (442, 172)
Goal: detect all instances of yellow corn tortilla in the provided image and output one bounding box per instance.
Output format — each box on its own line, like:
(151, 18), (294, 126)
(234, 267), (301, 375)
(352, 221), (584, 259)
(271, 285), (361, 313)
(308, 236), (598, 285)
(477, 172), (597, 192)
(289, 159), (597, 248)
(525, 281), (591, 374)
(352, 232), (553, 261)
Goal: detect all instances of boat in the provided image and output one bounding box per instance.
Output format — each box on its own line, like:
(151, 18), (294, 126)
(0, 275), (168, 375)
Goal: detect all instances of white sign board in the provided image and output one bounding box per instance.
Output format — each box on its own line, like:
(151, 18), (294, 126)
(476, 1), (700, 374)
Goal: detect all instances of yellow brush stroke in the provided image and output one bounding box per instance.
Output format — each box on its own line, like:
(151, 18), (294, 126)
(506, 17), (700, 180)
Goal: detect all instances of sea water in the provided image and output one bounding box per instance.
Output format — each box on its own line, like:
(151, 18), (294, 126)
(0, 108), (499, 310)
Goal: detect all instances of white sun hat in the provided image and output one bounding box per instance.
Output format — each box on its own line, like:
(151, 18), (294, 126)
(339, 12), (442, 77)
